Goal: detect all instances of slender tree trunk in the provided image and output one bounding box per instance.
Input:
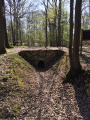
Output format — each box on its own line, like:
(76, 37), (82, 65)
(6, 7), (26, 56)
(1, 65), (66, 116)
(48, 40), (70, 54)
(45, 0), (48, 48)
(19, 19), (22, 46)
(57, 0), (62, 47)
(9, 2), (14, 45)
(3, 17), (10, 48)
(54, 0), (57, 46)
(69, 0), (74, 68)
(13, 0), (16, 46)
(2, 0), (10, 48)
(89, 0), (90, 19)
(73, 0), (82, 72)
(16, 19), (19, 46)
(52, 24), (55, 46)
(16, 1), (19, 46)
(49, 22), (52, 46)
(0, 0), (6, 54)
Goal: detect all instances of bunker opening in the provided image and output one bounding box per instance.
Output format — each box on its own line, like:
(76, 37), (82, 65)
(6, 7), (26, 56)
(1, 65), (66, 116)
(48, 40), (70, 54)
(38, 60), (45, 69)
(19, 49), (64, 71)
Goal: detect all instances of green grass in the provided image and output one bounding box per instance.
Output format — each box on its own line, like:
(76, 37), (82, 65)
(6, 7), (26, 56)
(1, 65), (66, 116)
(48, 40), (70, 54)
(17, 81), (25, 87)
(5, 69), (11, 74)
(12, 58), (22, 66)
(8, 65), (12, 69)
(19, 46), (28, 48)
(7, 50), (14, 54)
(3, 75), (8, 82)
(12, 104), (20, 116)
(0, 61), (3, 65)
(1, 57), (6, 61)
(13, 76), (18, 80)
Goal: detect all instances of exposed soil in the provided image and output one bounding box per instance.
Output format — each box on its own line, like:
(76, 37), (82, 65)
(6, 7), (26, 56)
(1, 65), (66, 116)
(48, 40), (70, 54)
(0, 47), (90, 120)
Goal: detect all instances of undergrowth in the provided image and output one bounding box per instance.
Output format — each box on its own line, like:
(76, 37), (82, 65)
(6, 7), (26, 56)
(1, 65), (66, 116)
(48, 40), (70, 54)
(0, 53), (34, 117)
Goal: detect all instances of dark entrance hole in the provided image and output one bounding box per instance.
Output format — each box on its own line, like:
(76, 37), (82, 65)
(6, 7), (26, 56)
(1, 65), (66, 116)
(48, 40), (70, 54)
(38, 61), (45, 69)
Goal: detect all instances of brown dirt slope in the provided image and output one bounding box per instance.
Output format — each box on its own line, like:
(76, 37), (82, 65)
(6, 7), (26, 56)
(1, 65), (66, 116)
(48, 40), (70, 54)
(0, 47), (90, 120)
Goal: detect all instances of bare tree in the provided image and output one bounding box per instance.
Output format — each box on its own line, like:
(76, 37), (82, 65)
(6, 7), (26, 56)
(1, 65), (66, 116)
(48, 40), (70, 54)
(0, 0), (6, 54)
(89, 0), (90, 18)
(57, 0), (62, 47)
(2, 0), (10, 48)
(43, 0), (49, 47)
(6, 0), (30, 46)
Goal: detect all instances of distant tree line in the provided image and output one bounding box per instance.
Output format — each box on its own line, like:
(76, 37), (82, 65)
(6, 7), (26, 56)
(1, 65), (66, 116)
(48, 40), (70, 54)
(0, 0), (89, 48)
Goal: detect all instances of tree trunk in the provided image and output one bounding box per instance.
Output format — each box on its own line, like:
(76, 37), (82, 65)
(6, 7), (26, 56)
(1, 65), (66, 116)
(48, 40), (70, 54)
(2, 0), (10, 48)
(3, 17), (10, 48)
(49, 22), (52, 46)
(13, 0), (16, 46)
(0, 0), (6, 54)
(54, 0), (57, 46)
(16, 19), (19, 46)
(89, 0), (90, 18)
(57, 0), (62, 47)
(19, 19), (22, 46)
(73, 0), (82, 72)
(45, 0), (48, 48)
(69, 0), (74, 68)
(9, 0), (15, 46)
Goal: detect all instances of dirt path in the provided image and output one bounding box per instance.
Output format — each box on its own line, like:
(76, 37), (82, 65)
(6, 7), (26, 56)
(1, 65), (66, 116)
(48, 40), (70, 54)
(35, 70), (78, 120)
(0, 47), (69, 58)
(21, 67), (90, 120)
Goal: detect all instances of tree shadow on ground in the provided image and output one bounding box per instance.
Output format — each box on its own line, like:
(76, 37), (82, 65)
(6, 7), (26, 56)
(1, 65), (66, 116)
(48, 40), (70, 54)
(65, 70), (90, 120)
(80, 54), (90, 64)
(36, 63), (90, 119)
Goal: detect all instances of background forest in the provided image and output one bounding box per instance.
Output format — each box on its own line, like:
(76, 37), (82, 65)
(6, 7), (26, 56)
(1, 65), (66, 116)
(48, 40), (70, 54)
(5, 0), (90, 47)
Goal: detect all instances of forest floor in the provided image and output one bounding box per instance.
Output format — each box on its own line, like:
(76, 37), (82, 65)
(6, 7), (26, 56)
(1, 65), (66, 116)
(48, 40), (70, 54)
(0, 46), (90, 120)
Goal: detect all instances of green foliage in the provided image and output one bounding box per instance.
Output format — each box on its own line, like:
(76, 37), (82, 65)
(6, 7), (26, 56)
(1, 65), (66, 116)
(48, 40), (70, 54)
(12, 104), (20, 116)
(17, 81), (25, 87)
(19, 46), (27, 48)
(13, 58), (22, 66)
(13, 76), (18, 80)
(12, 76), (24, 88)
(48, 7), (55, 23)
(3, 75), (8, 82)
(8, 65), (12, 69)
(7, 54), (18, 59)
(1, 57), (5, 61)
(27, 94), (33, 98)
(10, 45), (14, 48)
(5, 69), (11, 74)
(0, 61), (3, 65)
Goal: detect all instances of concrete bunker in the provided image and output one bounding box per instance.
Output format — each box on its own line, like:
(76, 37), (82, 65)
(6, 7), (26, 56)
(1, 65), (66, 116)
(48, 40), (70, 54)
(19, 49), (64, 70)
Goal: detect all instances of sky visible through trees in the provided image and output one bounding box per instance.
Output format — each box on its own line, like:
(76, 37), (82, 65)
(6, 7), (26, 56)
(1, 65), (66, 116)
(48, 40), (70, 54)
(27, 0), (70, 12)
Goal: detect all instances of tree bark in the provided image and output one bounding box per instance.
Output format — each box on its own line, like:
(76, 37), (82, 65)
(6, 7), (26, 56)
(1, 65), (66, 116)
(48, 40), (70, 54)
(9, 0), (14, 46)
(73, 0), (82, 72)
(13, 0), (16, 46)
(49, 22), (52, 46)
(45, 0), (48, 48)
(89, 0), (90, 18)
(0, 0), (6, 54)
(2, 0), (10, 48)
(69, 0), (74, 68)
(57, 0), (62, 47)
(54, 0), (57, 46)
